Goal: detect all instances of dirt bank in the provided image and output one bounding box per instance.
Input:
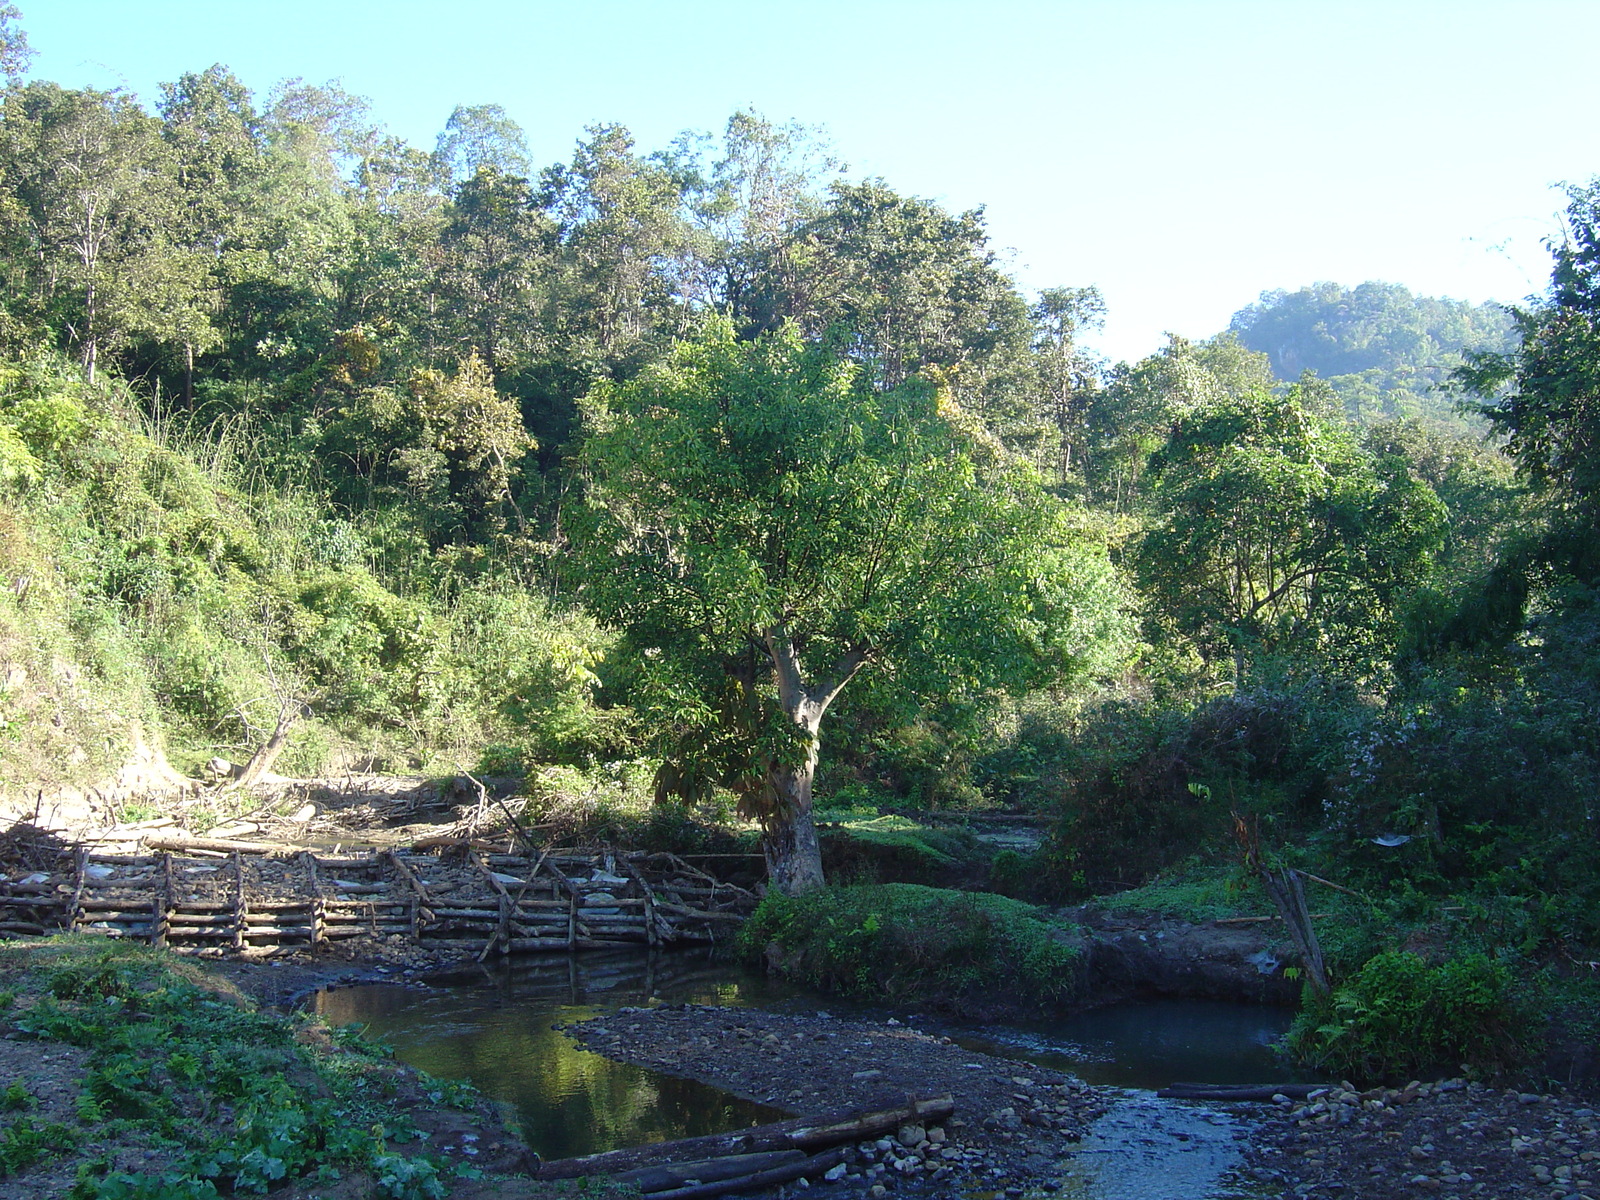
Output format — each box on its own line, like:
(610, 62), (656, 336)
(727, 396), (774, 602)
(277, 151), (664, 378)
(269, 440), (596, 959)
(1069, 904), (1300, 1006)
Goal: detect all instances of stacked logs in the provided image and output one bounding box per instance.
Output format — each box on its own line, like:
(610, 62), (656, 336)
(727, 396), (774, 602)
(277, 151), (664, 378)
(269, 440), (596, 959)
(538, 1097), (956, 1200)
(0, 838), (754, 956)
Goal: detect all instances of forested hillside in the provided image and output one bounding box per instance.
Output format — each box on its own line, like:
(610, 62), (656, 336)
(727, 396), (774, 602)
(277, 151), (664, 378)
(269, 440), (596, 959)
(1230, 281), (1516, 431)
(0, 0), (1596, 989)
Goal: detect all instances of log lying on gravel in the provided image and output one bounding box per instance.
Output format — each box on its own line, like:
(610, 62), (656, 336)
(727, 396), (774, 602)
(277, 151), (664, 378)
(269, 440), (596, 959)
(648, 1148), (847, 1200)
(615, 1149), (806, 1192)
(144, 834), (299, 855)
(537, 1096), (955, 1181)
(1157, 1082), (1330, 1101)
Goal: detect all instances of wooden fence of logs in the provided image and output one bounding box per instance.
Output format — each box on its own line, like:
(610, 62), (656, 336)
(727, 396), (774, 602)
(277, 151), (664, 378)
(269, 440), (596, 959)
(0, 833), (755, 956)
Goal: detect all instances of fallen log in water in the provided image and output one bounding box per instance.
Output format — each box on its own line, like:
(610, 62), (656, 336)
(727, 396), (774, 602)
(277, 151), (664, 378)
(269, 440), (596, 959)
(536, 1096), (954, 1181)
(1157, 1082), (1330, 1101)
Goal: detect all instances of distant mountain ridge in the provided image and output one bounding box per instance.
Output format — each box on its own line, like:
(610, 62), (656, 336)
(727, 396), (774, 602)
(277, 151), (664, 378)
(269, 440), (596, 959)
(1229, 281), (1516, 432)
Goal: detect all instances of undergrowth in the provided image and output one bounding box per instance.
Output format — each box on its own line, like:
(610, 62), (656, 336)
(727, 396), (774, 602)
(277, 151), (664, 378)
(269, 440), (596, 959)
(1092, 862), (1267, 922)
(739, 883), (1085, 1013)
(0, 936), (461, 1198)
(1283, 949), (1535, 1084)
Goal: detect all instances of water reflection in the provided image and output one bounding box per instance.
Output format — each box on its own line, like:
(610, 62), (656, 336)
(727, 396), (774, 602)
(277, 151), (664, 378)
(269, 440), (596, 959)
(316, 952), (1311, 1164)
(314, 949), (790, 1160)
(936, 997), (1306, 1089)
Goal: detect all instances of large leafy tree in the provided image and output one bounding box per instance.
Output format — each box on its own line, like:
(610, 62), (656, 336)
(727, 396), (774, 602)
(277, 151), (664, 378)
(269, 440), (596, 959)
(1466, 181), (1600, 526)
(1030, 285), (1105, 489)
(571, 321), (1125, 892)
(1135, 382), (1445, 681)
(436, 165), (548, 374)
(541, 124), (692, 370)
(156, 65), (269, 395)
(0, 83), (201, 382)
(1428, 179), (1600, 653)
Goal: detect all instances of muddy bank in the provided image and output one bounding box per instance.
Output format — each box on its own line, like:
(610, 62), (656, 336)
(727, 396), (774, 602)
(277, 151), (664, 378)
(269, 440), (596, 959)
(1069, 905), (1300, 1006)
(567, 1001), (1600, 1200)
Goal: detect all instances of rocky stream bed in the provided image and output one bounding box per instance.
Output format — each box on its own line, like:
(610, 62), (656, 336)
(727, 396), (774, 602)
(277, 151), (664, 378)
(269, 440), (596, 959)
(556, 998), (1600, 1200)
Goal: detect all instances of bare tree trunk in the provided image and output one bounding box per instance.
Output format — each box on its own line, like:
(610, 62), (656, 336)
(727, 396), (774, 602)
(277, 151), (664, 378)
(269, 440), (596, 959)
(1260, 866), (1329, 997)
(759, 627), (871, 895)
(234, 702), (302, 789)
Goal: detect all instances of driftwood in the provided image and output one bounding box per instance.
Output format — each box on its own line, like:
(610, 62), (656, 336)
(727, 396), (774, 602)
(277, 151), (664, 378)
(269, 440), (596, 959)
(234, 701), (306, 789)
(649, 1148), (846, 1199)
(1211, 913), (1329, 925)
(1157, 1082), (1329, 1101)
(615, 1149), (805, 1191)
(537, 1096), (955, 1181)
(1261, 866), (1329, 996)
(145, 834), (298, 855)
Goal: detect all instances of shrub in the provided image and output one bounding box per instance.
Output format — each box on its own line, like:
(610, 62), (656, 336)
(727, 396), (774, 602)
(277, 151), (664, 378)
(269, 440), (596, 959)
(1284, 950), (1531, 1082)
(739, 883), (1085, 1013)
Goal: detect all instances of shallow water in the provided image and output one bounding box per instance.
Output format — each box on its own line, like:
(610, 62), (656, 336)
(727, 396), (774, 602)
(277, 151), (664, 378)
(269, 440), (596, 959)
(314, 950), (1303, 1175)
(1051, 1090), (1257, 1200)
(934, 996), (1305, 1090)
(313, 950), (793, 1160)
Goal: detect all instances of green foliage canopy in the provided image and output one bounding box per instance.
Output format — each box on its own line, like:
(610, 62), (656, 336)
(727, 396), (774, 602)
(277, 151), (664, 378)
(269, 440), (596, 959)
(1135, 382), (1446, 680)
(571, 319), (1129, 889)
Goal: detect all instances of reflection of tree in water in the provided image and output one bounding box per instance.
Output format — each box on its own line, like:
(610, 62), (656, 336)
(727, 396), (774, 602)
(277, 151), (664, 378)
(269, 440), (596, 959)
(314, 952), (785, 1160)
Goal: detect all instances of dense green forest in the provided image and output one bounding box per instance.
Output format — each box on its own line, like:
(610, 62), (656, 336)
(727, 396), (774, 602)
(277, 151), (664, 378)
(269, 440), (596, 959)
(1230, 281), (1516, 432)
(0, 4), (1596, 1031)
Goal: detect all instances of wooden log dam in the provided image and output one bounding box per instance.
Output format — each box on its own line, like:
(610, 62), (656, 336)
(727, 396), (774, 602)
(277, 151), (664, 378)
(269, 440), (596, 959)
(0, 835), (756, 957)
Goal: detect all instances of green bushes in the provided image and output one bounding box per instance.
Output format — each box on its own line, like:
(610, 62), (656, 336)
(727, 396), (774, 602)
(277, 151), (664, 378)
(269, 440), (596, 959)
(0, 353), (631, 790)
(740, 883), (1085, 1013)
(1284, 950), (1532, 1082)
(974, 678), (1370, 900)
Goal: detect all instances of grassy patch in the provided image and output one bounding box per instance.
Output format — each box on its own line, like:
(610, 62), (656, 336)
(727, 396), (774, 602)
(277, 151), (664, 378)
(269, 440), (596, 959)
(1093, 866), (1266, 923)
(740, 883), (1085, 1013)
(817, 813), (991, 886)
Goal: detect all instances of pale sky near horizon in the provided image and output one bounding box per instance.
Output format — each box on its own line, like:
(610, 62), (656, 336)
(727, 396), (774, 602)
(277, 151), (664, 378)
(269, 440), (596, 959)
(22, 1), (1600, 364)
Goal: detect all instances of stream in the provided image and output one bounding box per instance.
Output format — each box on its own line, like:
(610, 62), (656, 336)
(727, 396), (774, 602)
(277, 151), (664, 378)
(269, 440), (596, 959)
(313, 948), (1301, 1196)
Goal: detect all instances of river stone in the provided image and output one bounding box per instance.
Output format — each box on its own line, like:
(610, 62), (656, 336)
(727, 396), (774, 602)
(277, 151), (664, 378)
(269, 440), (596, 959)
(898, 1123), (925, 1147)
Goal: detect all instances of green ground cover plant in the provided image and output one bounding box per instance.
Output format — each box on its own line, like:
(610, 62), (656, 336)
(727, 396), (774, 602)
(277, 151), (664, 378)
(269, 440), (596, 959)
(1092, 864), (1267, 923)
(1283, 949), (1534, 1083)
(0, 937), (471, 1198)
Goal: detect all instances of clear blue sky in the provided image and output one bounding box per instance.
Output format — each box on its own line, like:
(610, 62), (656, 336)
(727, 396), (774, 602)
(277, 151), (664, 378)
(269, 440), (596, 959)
(24, 0), (1600, 363)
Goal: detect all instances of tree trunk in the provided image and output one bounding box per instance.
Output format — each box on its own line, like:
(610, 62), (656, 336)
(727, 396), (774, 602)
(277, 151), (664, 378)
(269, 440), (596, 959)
(764, 750), (825, 895)
(759, 626), (870, 895)
(234, 702), (302, 789)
